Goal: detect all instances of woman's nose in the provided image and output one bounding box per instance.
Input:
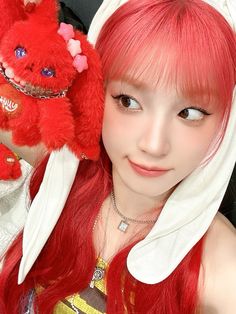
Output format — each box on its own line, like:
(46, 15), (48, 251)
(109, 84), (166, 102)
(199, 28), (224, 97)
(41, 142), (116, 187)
(138, 118), (171, 158)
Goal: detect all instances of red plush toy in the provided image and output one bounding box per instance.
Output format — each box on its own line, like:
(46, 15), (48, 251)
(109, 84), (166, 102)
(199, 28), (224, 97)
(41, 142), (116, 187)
(0, 143), (22, 180)
(0, 0), (104, 160)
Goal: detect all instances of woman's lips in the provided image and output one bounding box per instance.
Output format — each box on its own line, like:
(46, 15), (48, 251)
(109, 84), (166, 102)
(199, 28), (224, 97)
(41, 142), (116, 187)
(129, 160), (170, 177)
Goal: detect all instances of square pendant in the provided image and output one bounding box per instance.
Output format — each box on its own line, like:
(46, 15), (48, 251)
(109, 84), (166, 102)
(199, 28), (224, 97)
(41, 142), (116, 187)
(118, 220), (129, 232)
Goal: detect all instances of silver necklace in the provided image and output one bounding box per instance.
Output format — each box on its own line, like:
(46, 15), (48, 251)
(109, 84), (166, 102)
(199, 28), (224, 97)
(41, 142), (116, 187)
(111, 190), (158, 233)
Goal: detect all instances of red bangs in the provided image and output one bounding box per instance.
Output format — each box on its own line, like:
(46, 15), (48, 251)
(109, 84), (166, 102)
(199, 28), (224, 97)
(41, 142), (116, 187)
(96, 0), (236, 111)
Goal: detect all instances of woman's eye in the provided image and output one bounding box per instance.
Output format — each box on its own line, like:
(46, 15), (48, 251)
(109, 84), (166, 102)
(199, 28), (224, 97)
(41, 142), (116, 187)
(15, 47), (27, 59)
(112, 94), (141, 111)
(41, 67), (55, 78)
(179, 107), (210, 121)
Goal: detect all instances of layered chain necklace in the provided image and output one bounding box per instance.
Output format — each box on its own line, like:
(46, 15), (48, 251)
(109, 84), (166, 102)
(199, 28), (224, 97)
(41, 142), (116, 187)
(89, 191), (160, 288)
(69, 191), (162, 312)
(110, 190), (158, 233)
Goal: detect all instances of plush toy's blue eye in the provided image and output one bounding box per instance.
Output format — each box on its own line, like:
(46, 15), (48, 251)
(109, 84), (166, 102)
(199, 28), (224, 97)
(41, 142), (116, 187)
(15, 47), (27, 59)
(41, 68), (55, 78)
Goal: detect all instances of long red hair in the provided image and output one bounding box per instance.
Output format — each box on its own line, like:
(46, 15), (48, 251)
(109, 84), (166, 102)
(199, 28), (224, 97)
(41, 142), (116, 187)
(0, 148), (203, 313)
(1, 0), (236, 313)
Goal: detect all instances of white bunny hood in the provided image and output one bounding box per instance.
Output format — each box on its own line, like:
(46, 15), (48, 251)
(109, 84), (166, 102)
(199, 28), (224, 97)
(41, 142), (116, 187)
(89, 0), (236, 284)
(18, 0), (236, 284)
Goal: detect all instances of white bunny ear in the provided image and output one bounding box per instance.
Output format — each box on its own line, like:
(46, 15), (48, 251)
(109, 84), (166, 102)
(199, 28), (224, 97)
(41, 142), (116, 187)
(204, 0), (236, 31)
(126, 0), (236, 284)
(88, 0), (128, 45)
(87, 0), (236, 285)
(18, 146), (79, 284)
(127, 90), (236, 284)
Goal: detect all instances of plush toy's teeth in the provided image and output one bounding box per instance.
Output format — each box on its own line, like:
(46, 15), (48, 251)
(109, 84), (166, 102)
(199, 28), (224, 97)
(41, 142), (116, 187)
(14, 76), (21, 83)
(5, 67), (15, 79)
(20, 80), (26, 87)
(3, 62), (8, 68)
(0, 63), (67, 98)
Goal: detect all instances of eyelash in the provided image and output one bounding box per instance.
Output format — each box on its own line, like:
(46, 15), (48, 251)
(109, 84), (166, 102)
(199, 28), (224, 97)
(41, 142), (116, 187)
(111, 93), (211, 119)
(112, 94), (141, 111)
(178, 106), (211, 121)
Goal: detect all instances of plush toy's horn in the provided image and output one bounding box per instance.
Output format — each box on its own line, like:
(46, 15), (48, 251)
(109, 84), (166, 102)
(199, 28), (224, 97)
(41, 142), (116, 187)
(0, 0), (26, 40)
(24, 0), (59, 23)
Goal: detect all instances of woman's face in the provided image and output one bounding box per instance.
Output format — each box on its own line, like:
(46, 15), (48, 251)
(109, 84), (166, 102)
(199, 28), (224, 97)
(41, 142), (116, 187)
(102, 79), (223, 199)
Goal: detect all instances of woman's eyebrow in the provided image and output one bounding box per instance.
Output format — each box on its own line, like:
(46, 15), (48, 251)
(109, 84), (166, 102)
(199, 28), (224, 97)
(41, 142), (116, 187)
(120, 75), (149, 90)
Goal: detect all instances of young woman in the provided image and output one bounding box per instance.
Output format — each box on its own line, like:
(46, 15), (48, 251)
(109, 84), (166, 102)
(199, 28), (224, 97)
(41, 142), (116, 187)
(0, 0), (236, 313)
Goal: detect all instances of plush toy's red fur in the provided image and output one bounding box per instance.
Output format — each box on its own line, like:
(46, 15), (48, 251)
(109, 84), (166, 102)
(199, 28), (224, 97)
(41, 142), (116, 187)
(0, 0), (104, 160)
(0, 143), (21, 180)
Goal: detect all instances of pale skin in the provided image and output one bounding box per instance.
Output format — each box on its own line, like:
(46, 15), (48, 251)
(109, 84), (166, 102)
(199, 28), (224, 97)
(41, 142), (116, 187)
(0, 130), (46, 166)
(99, 79), (236, 314)
(0, 79), (235, 313)
(102, 79), (222, 216)
(199, 212), (236, 314)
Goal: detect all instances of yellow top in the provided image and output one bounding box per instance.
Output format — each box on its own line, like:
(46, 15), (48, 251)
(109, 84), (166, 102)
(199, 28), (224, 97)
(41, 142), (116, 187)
(53, 257), (107, 314)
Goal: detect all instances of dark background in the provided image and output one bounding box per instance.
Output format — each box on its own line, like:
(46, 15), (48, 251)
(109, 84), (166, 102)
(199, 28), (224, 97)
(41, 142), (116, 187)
(59, 0), (236, 227)
(59, 0), (102, 33)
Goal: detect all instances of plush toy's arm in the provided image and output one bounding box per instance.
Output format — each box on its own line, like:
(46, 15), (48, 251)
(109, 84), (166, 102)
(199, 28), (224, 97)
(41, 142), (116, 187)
(0, 93), (47, 164)
(69, 100), (103, 160)
(67, 34), (104, 160)
(1, 95), (75, 153)
(38, 97), (75, 150)
(0, 143), (22, 180)
(7, 95), (41, 147)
